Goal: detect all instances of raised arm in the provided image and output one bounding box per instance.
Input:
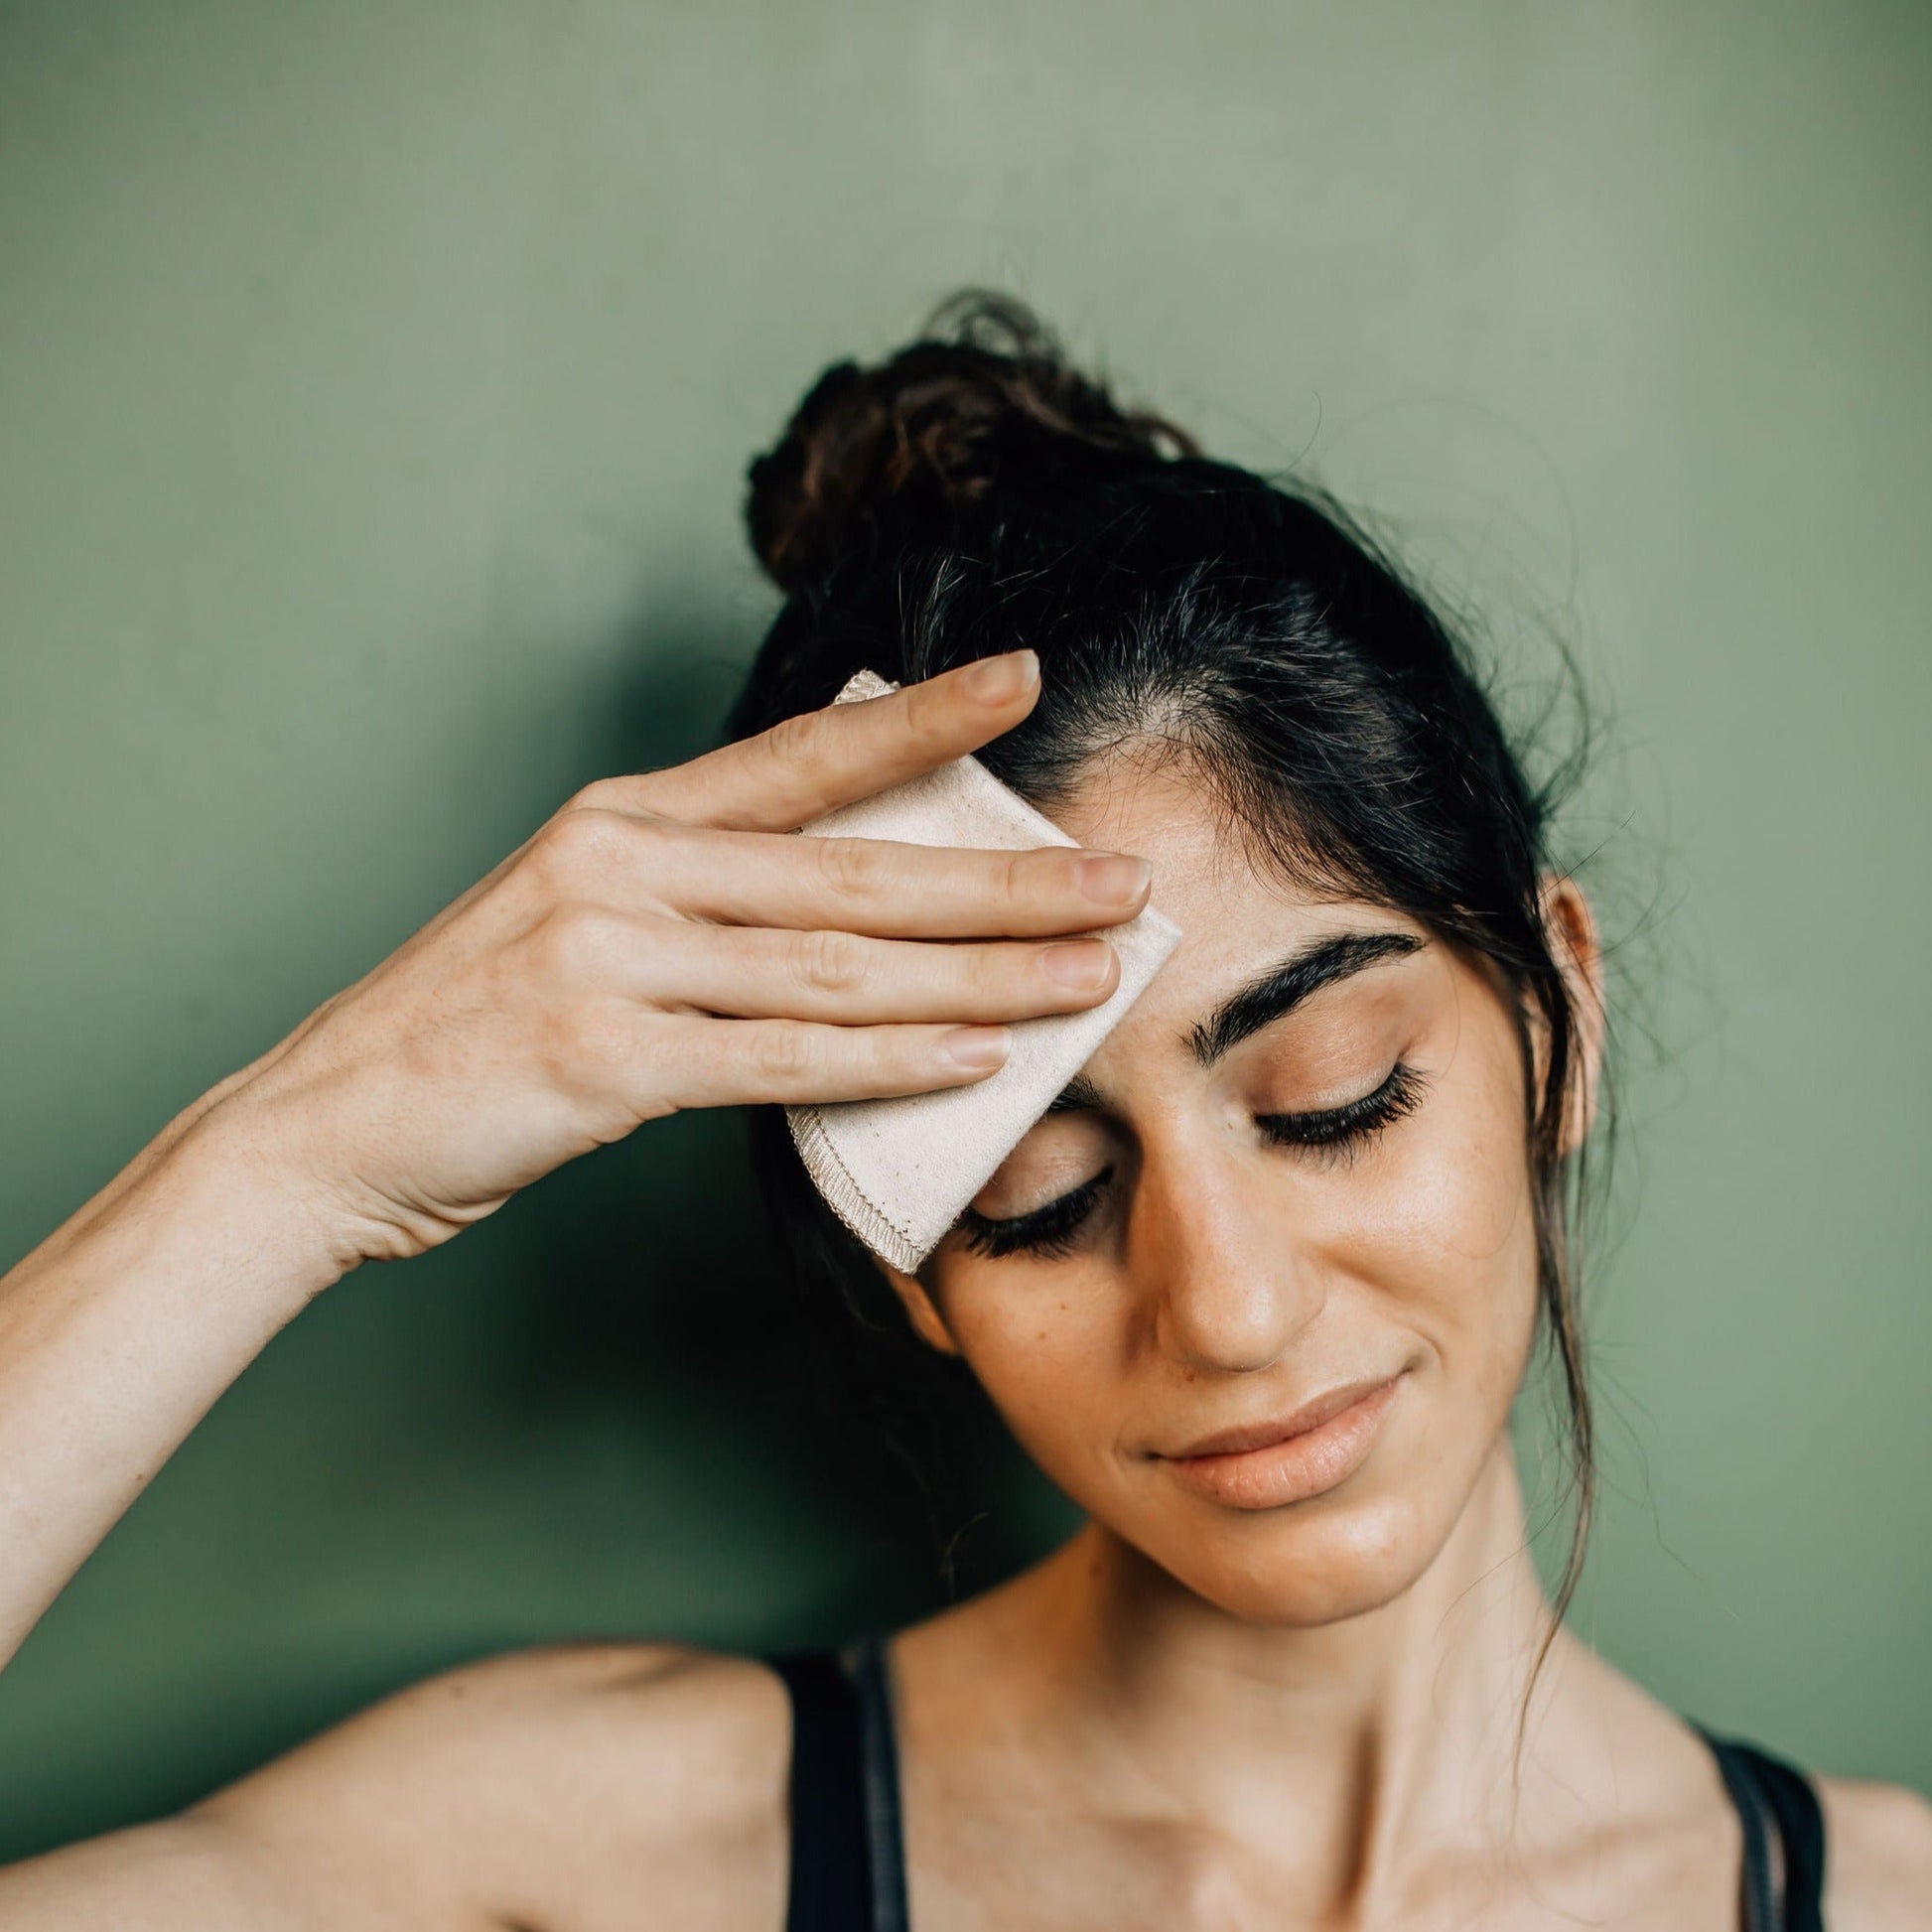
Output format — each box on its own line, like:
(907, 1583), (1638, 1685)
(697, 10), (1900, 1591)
(0, 647), (1151, 1924)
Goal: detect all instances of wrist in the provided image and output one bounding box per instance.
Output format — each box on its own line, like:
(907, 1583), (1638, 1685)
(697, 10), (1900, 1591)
(163, 1087), (366, 1304)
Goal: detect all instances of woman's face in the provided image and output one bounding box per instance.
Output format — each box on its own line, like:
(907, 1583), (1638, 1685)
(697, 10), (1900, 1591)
(883, 761), (1593, 1625)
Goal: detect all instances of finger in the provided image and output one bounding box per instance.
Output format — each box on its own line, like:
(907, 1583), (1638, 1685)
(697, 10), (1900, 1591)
(636, 1014), (1020, 1110)
(592, 648), (1042, 831)
(602, 821), (1154, 936)
(636, 922), (1122, 1025)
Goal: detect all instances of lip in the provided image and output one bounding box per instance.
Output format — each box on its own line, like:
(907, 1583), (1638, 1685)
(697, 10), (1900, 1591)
(1155, 1372), (1406, 1511)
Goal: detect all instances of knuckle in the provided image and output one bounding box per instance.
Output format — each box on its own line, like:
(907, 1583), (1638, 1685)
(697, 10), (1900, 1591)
(528, 903), (624, 980)
(536, 999), (626, 1085)
(753, 1023), (815, 1085)
(562, 776), (620, 814)
(1044, 846), (1087, 899)
(762, 708), (825, 775)
(885, 1025), (945, 1084)
(901, 679), (957, 757)
(817, 835), (891, 901)
(967, 938), (1020, 1002)
(615, 812), (674, 874)
(792, 927), (869, 996)
(526, 807), (675, 899)
(528, 806), (621, 882)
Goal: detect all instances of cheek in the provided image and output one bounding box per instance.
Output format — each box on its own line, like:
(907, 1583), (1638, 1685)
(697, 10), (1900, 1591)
(942, 1276), (1132, 1486)
(1346, 1021), (1543, 1409)
(923, 1006), (1546, 1575)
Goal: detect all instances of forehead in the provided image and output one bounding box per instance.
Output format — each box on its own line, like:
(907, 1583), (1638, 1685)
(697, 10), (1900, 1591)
(1048, 757), (1428, 1051)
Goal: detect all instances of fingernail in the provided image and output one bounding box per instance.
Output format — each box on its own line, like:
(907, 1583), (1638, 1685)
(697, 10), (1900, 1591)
(942, 1025), (1013, 1069)
(1077, 853), (1153, 905)
(964, 649), (1039, 702)
(1041, 940), (1114, 989)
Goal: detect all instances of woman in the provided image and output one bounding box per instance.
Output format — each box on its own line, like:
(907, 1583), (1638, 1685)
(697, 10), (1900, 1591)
(0, 298), (1924, 1930)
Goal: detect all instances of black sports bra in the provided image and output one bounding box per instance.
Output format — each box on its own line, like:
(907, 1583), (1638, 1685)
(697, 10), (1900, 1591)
(766, 1634), (1827, 1932)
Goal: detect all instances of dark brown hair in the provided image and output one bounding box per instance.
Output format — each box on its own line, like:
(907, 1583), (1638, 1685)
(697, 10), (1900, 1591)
(726, 292), (1608, 1749)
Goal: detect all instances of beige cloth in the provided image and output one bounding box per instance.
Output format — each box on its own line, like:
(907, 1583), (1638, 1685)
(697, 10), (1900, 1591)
(784, 668), (1183, 1272)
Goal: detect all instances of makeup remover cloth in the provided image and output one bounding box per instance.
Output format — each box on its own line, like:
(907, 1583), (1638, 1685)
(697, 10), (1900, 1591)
(784, 667), (1183, 1274)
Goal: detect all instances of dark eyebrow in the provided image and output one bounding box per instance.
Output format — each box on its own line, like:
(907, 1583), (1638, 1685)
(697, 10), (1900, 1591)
(1041, 930), (1426, 1117)
(1188, 931), (1425, 1067)
(1045, 1071), (1108, 1115)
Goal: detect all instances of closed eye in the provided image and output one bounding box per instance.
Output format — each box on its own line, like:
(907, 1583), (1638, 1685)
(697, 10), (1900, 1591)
(954, 1164), (1116, 1263)
(953, 1061), (1429, 1262)
(1256, 1059), (1427, 1161)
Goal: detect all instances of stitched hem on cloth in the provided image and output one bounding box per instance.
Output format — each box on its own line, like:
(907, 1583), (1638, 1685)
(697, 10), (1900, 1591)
(787, 1104), (927, 1274)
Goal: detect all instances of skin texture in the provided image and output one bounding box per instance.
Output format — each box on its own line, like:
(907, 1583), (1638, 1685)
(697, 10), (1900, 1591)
(0, 654), (1927, 1928)
(886, 759), (1551, 1632)
(862, 763), (1724, 1927)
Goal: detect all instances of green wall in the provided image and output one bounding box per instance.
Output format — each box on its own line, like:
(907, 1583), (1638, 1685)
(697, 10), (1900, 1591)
(2, 0), (1927, 1856)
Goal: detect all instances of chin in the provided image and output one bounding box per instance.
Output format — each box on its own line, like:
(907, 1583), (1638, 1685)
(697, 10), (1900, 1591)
(1137, 1486), (1443, 1625)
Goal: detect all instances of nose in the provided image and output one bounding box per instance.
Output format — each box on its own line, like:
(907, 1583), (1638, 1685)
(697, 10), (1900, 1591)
(1135, 1143), (1325, 1375)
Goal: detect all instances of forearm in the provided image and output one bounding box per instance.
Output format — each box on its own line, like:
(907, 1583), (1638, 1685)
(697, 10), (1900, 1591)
(0, 1093), (351, 1672)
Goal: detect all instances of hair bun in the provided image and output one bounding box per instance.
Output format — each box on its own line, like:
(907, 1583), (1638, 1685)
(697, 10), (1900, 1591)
(745, 291), (1198, 596)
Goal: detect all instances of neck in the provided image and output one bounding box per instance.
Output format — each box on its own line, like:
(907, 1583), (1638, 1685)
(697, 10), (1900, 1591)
(980, 1434), (1611, 1916)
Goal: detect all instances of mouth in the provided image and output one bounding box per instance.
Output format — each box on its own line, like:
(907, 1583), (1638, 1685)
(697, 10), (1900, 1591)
(1154, 1371), (1407, 1511)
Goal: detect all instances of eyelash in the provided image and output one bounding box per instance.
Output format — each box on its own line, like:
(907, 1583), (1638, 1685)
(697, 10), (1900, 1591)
(953, 1061), (1429, 1263)
(1258, 1058), (1428, 1162)
(956, 1165), (1116, 1264)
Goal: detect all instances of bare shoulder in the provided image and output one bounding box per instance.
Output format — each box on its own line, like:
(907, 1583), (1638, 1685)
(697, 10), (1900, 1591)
(1818, 1773), (1932, 1932)
(195, 1639), (795, 1930)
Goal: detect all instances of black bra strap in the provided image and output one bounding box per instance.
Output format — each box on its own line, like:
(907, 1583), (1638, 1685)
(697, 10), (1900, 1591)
(851, 1632), (913, 1932)
(1694, 1723), (1827, 1932)
(768, 1649), (874, 1932)
(1736, 1737), (1826, 1932)
(767, 1638), (912, 1932)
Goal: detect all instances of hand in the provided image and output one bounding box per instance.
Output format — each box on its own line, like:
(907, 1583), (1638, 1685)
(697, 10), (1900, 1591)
(207, 649), (1152, 1270)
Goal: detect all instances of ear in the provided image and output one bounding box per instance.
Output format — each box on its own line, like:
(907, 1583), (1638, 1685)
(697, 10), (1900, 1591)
(875, 1256), (963, 1357)
(1532, 871), (1607, 1157)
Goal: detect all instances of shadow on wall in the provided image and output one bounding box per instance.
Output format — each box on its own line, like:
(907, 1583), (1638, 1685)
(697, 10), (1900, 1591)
(486, 602), (1069, 1619)
(0, 608), (1072, 1864)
